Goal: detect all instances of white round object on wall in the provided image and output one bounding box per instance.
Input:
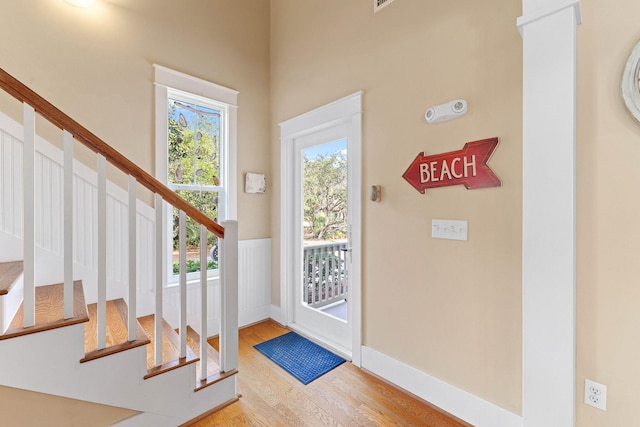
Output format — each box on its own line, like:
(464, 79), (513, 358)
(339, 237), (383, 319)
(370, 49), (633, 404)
(622, 40), (640, 123)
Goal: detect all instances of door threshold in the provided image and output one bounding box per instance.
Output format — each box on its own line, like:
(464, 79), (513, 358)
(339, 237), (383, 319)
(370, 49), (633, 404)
(288, 323), (352, 361)
(316, 299), (347, 321)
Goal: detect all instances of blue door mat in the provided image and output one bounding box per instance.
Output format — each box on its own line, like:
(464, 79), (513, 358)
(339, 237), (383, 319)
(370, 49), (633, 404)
(253, 331), (346, 384)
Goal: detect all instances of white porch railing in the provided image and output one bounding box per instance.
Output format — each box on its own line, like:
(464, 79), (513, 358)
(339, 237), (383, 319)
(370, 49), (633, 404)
(303, 241), (348, 308)
(0, 68), (238, 379)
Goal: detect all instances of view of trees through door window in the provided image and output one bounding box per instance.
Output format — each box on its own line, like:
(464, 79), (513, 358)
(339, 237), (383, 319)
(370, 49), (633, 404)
(167, 96), (223, 274)
(303, 139), (348, 242)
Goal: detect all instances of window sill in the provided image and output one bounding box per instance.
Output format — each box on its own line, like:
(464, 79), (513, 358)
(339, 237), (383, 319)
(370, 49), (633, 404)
(166, 271), (220, 289)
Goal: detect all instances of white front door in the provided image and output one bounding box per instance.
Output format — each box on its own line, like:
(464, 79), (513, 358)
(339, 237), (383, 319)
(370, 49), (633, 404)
(280, 92), (362, 363)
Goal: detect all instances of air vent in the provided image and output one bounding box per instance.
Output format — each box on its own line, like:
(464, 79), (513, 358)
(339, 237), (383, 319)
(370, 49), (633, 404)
(374, 0), (397, 13)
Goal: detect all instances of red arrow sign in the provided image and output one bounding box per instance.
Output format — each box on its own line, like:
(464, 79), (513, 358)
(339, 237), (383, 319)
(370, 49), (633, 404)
(402, 137), (501, 194)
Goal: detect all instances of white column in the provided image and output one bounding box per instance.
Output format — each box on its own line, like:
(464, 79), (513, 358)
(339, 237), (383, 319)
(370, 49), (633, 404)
(154, 194), (164, 366)
(97, 155), (107, 349)
(127, 176), (137, 341)
(518, 1), (581, 426)
(179, 210), (187, 359)
(199, 225), (208, 380)
(220, 220), (238, 373)
(22, 104), (35, 328)
(63, 131), (74, 320)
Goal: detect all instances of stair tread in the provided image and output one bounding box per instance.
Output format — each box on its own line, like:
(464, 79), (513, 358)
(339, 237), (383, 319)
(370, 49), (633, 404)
(185, 325), (219, 368)
(138, 314), (198, 379)
(0, 281), (89, 340)
(184, 326), (229, 391)
(81, 298), (150, 363)
(0, 261), (23, 295)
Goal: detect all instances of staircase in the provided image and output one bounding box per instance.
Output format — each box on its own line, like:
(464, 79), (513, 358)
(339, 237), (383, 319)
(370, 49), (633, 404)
(0, 69), (239, 426)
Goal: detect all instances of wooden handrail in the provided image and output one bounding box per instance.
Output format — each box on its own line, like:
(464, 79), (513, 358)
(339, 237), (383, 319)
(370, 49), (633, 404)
(0, 68), (224, 238)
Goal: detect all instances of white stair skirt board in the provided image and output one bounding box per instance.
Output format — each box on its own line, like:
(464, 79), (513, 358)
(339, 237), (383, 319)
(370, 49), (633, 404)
(0, 323), (237, 423)
(361, 346), (523, 427)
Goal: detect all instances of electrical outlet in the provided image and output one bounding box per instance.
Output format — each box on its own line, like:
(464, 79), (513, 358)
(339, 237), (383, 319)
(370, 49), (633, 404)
(584, 379), (607, 411)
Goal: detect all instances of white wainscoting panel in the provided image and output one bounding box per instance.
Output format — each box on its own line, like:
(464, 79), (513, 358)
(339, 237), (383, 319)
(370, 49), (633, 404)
(238, 238), (271, 327)
(0, 126), (23, 243)
(162, 238), (272, 337)
(0, 112), (156, 303)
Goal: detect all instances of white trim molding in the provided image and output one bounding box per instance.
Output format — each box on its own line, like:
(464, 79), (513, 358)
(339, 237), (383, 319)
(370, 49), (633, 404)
(517, 0), (582, 35)
(153, 64), (239, 288)
(153, 65), (239, 107)
(153, 64), (238, 221)
(518, 1), (581, 426)
(362, 346), (523, 427)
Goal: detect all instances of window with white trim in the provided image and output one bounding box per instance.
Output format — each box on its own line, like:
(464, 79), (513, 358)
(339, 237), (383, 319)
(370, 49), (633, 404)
(154, 65), (238, 284)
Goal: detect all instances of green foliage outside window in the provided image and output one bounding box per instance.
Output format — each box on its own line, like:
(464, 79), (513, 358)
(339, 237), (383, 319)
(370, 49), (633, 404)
(172, 259), (217, 275)
(168, 99), (221, 270)
(303, 153), (347, 240)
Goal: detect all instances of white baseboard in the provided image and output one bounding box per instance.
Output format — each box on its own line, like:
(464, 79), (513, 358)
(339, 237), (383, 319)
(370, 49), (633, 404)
(258, 312), (520, 426)
(269, 304), (286, 326)
(112, 412), (176, 427)
(361, 346), (523, 427)
(239, 304), (270, 328)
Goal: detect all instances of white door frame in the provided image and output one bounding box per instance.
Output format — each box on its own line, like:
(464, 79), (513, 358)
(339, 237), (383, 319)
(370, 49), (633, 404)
(279, 92), (363, 366)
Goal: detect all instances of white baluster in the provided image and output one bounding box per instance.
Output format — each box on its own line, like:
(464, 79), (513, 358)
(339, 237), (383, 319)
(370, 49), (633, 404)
(220, 220), (238, 373)
(311, 248), (316, 304)
(314, 248), (320, 304)
(179, 210), (186, 358)
(154, 194), (163, 366)
(303, 247), (309, 304)
(127, 175), (137, 341)
(199, 225), (207, 380)
(22, 103), (35, 328)
(329, 244), (334, 301)
(322, 247), (328, 303)
(97, 155), (107, 349)
(63, 131), (74, 320)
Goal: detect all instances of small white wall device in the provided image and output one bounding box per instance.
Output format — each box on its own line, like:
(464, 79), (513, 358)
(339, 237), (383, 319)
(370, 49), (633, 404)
(425, 99), (468, 124)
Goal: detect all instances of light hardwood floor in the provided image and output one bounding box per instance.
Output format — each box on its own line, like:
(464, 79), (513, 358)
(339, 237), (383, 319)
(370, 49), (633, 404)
(192, 320), (470, 427)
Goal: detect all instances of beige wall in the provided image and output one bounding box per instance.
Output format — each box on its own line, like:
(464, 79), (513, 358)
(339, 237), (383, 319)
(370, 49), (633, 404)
(271, 0), (523, 414)
(8, 0), (639, 423)
(0, 0), (271, 240)
(577, 0), (640, 425)
(0, 385), (135, 426)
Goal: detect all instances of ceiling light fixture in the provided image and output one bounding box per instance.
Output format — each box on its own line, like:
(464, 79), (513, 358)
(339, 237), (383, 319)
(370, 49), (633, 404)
(64, 0), (98, 8)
